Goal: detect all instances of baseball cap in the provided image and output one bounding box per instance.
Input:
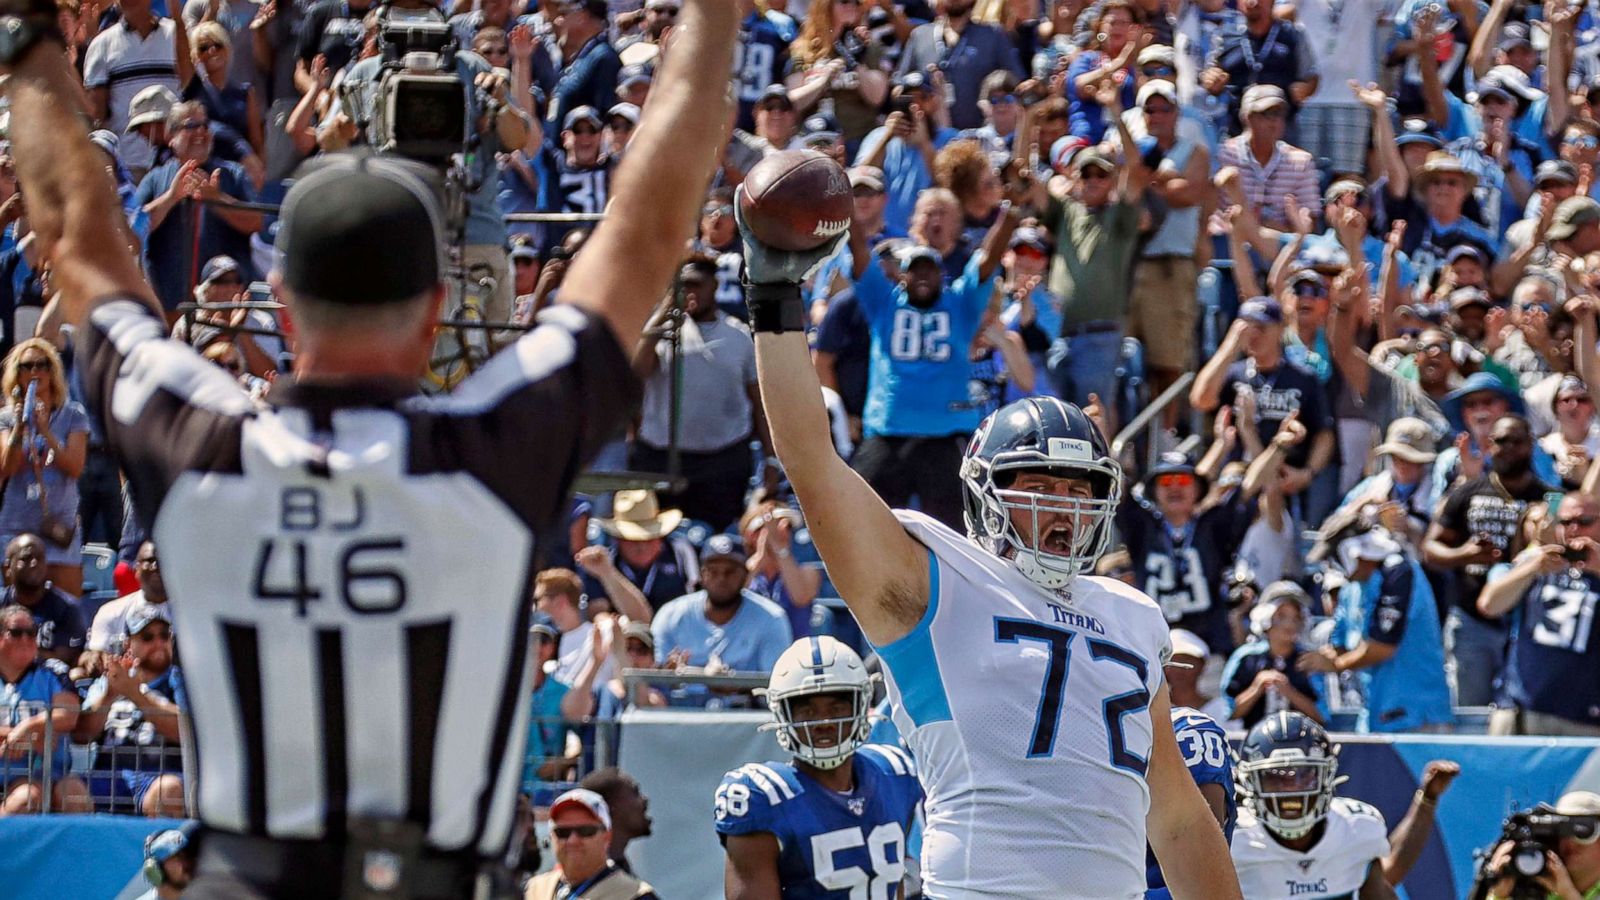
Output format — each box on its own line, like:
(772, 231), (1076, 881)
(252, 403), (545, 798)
(1445, 244), (1487, 267)
(277, 155), (445, 306)
(145, 824), (195, 864)
(895, 244), (943, 268)
(563, 105), (603, 130)
(622, 621), (655, 649)
(848, 165), (885, 192)
(560, 0), (609, 19)
(1137, 43), (1176, 67)
(1167, 628), (1209, 661)
(1375, 417), (1438, 463)
(1549, 196), (1600, 241)
(528, 613), (559, 641)
(607, 102), (641, 125)
(1237, 296), (1284, 325)
(1258, 580), (1311, 611)
(1136, 80), (1177, 108)
(88, 129), (120, 160)
(1009, 227), (1049, 253)
(1556, 791), (1600, 817)
(894, 70), (931, 93)
(1338, 530), (1402, 573)
(1073, 148), (1116, 173)
(510, 243), (539, 263)
(1448, 287), (1492, 312)
(550, 787), (612, 829)
(1299, 241), (1350, 272)
(700, 533), (748, 566)
(802, 113), (841, 146)
(200, 255), (240, 285)
(1050, 135), (1090, 172)
(1323, 177), (1366, 205)
(125, 85), (178, 130)
(1499, 21), (1533, 52)
(756, 84), (793, 108)
(1395, 119), (1444, 149)
(125, 606), (173, 637)
(1471, 79), (1514, 105)
(1536, 159), (1579, 187)
(1240, 84), (1288, 117)
(1486, 64), (1543, 102)
(1287, 269), (1326, 293)
(617, 63), (653, 90)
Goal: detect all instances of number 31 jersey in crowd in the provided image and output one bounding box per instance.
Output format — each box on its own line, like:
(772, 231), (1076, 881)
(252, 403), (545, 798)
(714, 744), (922, 899)
(80, 300), (638, 857)
(1230, 797), (1388, 898)
(875, 510), (1172, 898)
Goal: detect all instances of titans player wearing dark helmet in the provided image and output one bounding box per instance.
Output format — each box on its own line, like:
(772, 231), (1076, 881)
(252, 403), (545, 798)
(1230, 712), (1459, 899)
(1147, 707), (1236, 899)
(716, 636), (922, 900)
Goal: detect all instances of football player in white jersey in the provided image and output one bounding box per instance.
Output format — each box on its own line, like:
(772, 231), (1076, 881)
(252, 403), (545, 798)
(736, 212), (1242, 897)
(1231, 712), (1460, 898)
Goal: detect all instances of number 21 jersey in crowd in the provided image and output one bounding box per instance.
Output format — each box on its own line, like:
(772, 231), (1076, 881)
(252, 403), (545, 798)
(874, 510), (1171, 898)
(80, 299), (637, 858)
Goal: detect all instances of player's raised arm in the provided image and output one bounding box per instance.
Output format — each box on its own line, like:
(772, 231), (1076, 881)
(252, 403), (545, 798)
(5, 6), (161, 327)
(1146, 685), (1246, 899)
(563, 0), (737, 345)
(737, 210), (929, 647)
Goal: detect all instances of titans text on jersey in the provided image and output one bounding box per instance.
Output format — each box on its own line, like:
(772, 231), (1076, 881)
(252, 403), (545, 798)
(1231, 797), (1388, 899)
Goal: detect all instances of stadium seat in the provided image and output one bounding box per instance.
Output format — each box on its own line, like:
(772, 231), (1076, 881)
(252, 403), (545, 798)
(81, 544), (116, 595)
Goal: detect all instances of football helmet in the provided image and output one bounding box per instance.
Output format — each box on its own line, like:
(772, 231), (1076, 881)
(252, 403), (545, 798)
(758, 636), (875, 770)
(1236, 711), (1343, 840)
(960, 397), (1122, 593)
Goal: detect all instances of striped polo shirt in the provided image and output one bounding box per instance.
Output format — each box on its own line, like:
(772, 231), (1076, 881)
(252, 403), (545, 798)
(83, 17), (180, 171)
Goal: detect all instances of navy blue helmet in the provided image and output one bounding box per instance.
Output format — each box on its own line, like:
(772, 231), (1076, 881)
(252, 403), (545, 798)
(1236, 711), (1342, 839)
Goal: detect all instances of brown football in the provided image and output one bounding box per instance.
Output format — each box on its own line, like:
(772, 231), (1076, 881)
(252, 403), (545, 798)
(736, 150), (854, 252)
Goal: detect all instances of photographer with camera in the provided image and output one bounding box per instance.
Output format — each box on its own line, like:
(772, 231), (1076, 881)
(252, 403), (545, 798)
(1477, 491), (1600, 737)
(340, 7), (531, 326)
(1478, 793), (1600, 900)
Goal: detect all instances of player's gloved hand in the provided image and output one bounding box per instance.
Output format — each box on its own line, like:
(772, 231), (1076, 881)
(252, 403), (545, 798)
(735, 202), (846, 334)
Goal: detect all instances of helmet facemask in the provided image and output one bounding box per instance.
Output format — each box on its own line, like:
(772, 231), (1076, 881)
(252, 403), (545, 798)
(964, 451), (1122, 593)
(1239, 755), (1341, 840)
(769, 687), (874, 770)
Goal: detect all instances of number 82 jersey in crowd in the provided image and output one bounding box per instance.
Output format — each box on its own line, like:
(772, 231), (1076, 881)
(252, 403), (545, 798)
(714, 744), (922, 899)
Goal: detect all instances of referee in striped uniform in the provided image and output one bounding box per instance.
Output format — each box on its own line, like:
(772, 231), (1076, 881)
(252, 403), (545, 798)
(0, 0), (738, 893)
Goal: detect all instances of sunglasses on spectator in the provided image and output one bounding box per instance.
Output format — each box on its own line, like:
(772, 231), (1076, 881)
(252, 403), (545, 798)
(651, 4), (679, 13)
(553, 825), (603, 839)
(1294, 283), (1328, 298)
(609, 118), (635, 131)
(1141, 65), (1175, 77)
(1559, 394), (1593, 406)
(704, 204), (733, 217)
(16, 359), (50, 372)
(1490, 432), (1528, 445)
(1079, 168), (1112, 180)
(570, 125), (600, 136)
(135, 628), (174, 642)
(836, 0), (862, 6)
(987, 93), (1018, 105)
(1566, 135), (1600, 149)
(196, 42), (225, 54)
(210, 276), (242, 286)
(1252, 108), (1288, 120)
(1154, 473), (1195, 489)
(137, 556), (160, 569)
(1416, 342), (1450, 356)
(176, 120), (209, 132)
(478, 44), (510, 55)
(0, 626), (37, 639)
(1562, 515), (1600, 528)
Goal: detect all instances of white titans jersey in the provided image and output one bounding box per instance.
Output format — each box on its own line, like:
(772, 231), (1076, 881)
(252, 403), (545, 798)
(877, 510), (1172, 898)
(1231, 797), (1389, 899)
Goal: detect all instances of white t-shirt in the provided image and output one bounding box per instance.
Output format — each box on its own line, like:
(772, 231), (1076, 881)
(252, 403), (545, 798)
(1295, 0), (1385, 106)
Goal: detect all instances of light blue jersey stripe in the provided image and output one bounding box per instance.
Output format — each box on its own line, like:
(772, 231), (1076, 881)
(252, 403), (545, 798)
(872, 546), (953, 726)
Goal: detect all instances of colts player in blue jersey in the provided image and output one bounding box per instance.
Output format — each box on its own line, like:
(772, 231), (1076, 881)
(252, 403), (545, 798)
(716, 636), (922, 899)
(1146, 707), (1236, 899)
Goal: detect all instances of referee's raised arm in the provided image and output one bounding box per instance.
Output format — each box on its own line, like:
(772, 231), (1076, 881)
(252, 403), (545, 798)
(3, 7), (161, 326)
(560, 0), (738, 346)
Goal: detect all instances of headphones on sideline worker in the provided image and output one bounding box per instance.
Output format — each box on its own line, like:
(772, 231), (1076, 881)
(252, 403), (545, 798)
(143, 823), (196, 887)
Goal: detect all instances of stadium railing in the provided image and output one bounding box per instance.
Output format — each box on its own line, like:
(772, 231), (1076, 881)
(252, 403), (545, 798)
(11, 705), (189, 816)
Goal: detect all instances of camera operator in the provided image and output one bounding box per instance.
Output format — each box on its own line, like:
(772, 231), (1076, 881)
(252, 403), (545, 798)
(340, 8), (531, 326)
(1479, 793), (1600, 900)
(1477, 492), (1600, 737)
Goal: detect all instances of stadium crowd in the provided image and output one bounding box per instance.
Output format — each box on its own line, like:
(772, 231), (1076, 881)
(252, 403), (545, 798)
(2, 0), (1600, 858)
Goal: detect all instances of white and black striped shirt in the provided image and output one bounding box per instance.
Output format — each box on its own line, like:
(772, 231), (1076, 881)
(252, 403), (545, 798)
(81, 299), (638, 857)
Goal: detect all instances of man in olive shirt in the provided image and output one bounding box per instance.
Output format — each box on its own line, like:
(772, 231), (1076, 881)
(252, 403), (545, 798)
(1044, 89), (1147, 418)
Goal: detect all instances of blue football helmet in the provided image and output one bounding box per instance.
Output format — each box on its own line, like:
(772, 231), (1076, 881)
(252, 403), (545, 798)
(1236, 711), (1343, 839)
(960, 397), (1122, 593)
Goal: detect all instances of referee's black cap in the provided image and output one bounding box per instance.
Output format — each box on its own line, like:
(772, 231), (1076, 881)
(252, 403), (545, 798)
(277, 154), (447, 306)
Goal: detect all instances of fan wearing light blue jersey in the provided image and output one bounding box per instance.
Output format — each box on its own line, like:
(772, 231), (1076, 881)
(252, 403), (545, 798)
(1146, 706), (1236, 899)
(736, 202), (1242, 900)
(717, 636), (922, 899)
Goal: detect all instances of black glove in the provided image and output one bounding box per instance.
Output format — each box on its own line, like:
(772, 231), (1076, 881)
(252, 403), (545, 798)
(735, 202), (848, 334)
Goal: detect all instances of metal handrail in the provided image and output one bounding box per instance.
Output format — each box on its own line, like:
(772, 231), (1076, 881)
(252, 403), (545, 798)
(1109, 371), (1195, 468)
(619, 667), (770, 693)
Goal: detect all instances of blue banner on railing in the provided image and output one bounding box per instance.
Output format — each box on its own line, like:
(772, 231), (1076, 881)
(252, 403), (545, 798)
(0, 814), (187, 900)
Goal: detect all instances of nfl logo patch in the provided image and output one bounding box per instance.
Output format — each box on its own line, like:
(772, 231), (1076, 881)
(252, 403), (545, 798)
(1298, 859), (1314, 873)
(847, 797), (866, 816)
